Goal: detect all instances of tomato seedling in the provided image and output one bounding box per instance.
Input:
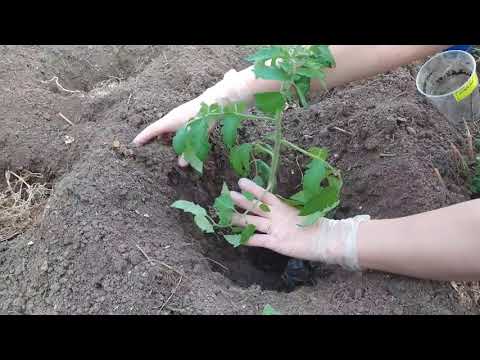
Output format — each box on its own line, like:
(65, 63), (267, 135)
(171, 45), (342, 247)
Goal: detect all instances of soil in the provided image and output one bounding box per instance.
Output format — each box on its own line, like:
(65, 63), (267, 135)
(0, 45), (478, 315)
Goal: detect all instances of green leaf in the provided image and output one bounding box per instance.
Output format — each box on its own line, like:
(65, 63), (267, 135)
(247, 47), (284, 62)
(240, 224), (256, 245)
(308, 147), (329, 161)
(262, 304), (281, 315)
(328, 175), (343, 194)
(310, 45), (336, 67)
(222, 114), (242, 149)
(194, 215), (214, 233)
(171, 200), (207, 217)
(172, 127), (187, 155)
(282, 191), (306, 207)
(291, 191), (306, 203)
(183, 146), (204, 174)
(224, 224), (256, 247)
(299, 211), (324, 227)
(229, 143), (252, 177)
(253, 176), (265, 187)
(255, 160), (271, 186)
(188, 118), (211, 161)
(259, 204), (270, 212)
(299, 186), (340, 216)
(243, 191), (255, 201)
(296, 67), (326, 80)
(255, 92), (285, 116)
(294, 76), (310, 108)
(224, 234), (242, 247)
(303, 159), (327, 199)
(213, 183), (235, 226)
(253, 62), (289, 81)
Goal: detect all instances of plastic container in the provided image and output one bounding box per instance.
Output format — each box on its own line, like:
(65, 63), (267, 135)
(416, 50), (480, 125)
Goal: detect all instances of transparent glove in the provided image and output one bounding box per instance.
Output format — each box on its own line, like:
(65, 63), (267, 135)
(132, 68), (254, 168)
(230, 178), (370, 271)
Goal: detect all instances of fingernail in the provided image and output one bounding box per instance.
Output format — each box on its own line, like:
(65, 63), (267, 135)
(238, 178), (250, 187)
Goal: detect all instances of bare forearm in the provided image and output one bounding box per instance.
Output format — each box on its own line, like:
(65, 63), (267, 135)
(238, 45), (451, 95)
(357, 199), (480, 281)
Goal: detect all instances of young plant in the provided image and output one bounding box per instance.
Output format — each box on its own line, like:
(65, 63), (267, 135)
(171, 45), (342, 247)
(472, 138), (480, 195)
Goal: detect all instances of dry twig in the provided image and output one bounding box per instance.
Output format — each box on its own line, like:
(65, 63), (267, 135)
(41, 76), (81, 94)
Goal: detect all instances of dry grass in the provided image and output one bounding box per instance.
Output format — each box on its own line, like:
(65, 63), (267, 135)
(0, 170), (51, 243)
(451, 281), (480, 310)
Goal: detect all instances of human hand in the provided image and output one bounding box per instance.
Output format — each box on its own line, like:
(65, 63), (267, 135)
(132, 68), (255, 167)
(230, 178), (370, 271)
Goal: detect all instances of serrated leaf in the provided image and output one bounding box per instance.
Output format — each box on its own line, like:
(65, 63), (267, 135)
(303, 159), (327, 198)
(222, 114), (242, 149)
(183, 146), (204, 174)
(253, 62), (289, 81)
(240, 224), (256, 245)
(299, 211), (324, 227)
(224, 224), (256, 247)
(310, 45), (335, 67)
(328, 175), (343, 194)
(253, 176), (265, 187)
(224, 234), (242, 247)
(262, 304), (281, 315)
(282, 198), (304, 207)
(255, 92), (285, 116)
(291, 191), (306, 203)
(299, 186), (340, 216)
(255, 160), (271, 186)
(188, 118), (211, 161)
(297, 67), (326, 80)
(247, 47), (284, 62)
(171, 200), (207, 217)
(194, 215), (214, 233)
(308, 147), (329, 161)
(294, 76), (310, 108)
(259, 204), (270, 212)
(224, 101), (246, 115)
(214, 184), (234, 226)
(172, 127), (187, 155)
(282, 190), (306, 207)
(229, 143), (252, 177)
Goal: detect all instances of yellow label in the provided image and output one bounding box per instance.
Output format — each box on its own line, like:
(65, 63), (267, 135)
(454, 72), (478, 102)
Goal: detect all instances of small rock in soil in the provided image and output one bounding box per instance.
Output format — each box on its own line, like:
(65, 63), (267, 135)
(40, 260), (48, 272)
(364, 137), (379, 151)
(393, 307), (404, 315)
(353, 181), (368, 194)
(406, 126), (417, 136)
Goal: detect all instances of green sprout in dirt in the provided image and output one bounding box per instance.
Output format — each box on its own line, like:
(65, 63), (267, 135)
(262, 304), (281, 315)
(171, 45), (342, 247)
(471, 138), (480, 195)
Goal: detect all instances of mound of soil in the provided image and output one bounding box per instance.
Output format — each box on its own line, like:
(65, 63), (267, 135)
(0, 45), (477, 314)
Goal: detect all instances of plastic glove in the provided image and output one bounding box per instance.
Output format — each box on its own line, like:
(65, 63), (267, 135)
(230, 178), (370, 271)
(132, 68), (255, 167)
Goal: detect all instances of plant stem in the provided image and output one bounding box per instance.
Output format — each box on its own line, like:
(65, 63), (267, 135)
(233, 112), (275, 122)
(267, 110), (283, 192)
(187, 112), (275, 127)
(254, 143), (274, 157)
(281, 139), (311, 158)
(281, 139), (337, 172)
